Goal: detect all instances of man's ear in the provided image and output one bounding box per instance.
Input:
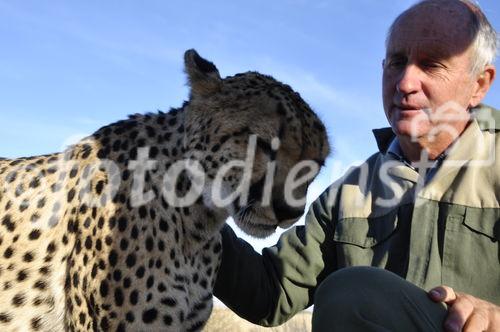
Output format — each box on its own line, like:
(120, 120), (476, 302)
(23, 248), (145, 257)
(470, 65), (496, 108)
(184, 49), (222, 98)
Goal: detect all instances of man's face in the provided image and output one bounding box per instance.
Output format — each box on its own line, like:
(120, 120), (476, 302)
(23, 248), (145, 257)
(382, 4), (478, 142)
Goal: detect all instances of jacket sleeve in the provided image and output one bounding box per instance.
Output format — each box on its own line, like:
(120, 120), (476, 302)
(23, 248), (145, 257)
(213, 190), (338, 326)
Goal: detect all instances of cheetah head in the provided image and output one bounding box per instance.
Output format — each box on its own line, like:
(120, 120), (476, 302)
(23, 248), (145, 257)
(182, 49), (330, 238)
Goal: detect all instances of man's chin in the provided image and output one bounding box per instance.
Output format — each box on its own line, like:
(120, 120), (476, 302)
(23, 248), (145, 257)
(392, 122), (430, 142)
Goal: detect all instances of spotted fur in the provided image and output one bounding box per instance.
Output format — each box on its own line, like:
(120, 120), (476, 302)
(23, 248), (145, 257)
(0, 50), (329, 331)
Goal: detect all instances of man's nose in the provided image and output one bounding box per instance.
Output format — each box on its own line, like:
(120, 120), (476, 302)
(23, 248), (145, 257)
(396, 64), (422, 95)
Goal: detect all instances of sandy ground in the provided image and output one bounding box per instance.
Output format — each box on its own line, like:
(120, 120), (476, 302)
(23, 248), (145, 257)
(204, 308), (312, 332)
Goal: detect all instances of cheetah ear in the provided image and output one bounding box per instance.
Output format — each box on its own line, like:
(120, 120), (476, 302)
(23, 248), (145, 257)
(184, 49), (222, 97)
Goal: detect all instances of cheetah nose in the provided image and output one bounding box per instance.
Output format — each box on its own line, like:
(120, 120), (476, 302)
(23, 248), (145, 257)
(272, 199), (303, 222)
(276, 208), (303, 223)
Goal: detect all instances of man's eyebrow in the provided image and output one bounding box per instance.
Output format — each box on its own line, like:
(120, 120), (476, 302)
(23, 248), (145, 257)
(412, 52), (453, 65)
(386, 52), (406, 59)
(387, 48), (451, 62)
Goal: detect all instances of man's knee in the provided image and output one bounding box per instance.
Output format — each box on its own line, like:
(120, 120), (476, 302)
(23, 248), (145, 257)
(312, 266), (446, 332)
(313, 266), (398, 315)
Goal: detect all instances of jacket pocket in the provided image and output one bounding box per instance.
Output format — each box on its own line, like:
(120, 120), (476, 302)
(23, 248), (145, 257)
(333, 209), (399, 248)
(463, 207), (499, 241)
(332, 209), (404, 268)
(442, 207), (500, 305)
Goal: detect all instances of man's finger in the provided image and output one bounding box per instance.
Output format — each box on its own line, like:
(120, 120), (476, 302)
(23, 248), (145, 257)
(429, 285), (457, 303)
(463, 311), (489, 332)
(444, 296), (474, 332)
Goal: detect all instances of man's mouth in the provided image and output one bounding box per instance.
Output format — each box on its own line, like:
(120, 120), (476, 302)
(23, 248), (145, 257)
(394, 103), (425, 111)
(392, 105), (430, 117)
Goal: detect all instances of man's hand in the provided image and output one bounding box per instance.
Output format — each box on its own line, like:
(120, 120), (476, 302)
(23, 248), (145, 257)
(428, 286), (500, 332)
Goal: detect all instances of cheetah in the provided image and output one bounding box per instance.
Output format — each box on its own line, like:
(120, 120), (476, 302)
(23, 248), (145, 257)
(0, 49), (329, 331)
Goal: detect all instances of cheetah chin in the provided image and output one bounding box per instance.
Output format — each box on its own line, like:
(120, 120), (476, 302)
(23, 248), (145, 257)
(233, 205), (279, 238)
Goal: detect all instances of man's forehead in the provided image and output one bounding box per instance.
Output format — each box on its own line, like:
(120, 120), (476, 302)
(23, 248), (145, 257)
(387, 3), (474, 58)
(387, 45), (454, 63)
(387, 32), (469, 58)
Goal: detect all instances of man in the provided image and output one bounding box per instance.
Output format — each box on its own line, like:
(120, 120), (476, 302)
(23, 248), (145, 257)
(214, 0), (500, 331)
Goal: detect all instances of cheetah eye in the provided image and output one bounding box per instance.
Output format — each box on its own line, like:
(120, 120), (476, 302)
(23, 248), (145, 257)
(256, 137), (277, 160)
(313, 159), (325, 167)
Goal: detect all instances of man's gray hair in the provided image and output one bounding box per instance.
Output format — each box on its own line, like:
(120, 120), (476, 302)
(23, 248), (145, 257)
(387, 0), (498, 75)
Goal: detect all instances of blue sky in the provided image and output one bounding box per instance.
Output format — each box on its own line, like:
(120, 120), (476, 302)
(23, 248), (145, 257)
(1, 0), (500, 251)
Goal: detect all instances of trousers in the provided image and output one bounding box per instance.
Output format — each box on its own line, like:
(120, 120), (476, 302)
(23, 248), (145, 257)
(312, 266), (448, 331)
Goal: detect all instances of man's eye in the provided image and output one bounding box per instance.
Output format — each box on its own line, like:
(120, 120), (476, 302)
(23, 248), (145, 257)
(386, 58), (406, 68)
(422, 61), (442, 69)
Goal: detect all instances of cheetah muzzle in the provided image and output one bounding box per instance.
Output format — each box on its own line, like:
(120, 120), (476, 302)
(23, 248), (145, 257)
(0, 49), (330, 331)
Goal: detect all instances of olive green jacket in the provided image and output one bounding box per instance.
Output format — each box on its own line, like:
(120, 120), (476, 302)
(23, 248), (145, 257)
(213, 105), (500, 327)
